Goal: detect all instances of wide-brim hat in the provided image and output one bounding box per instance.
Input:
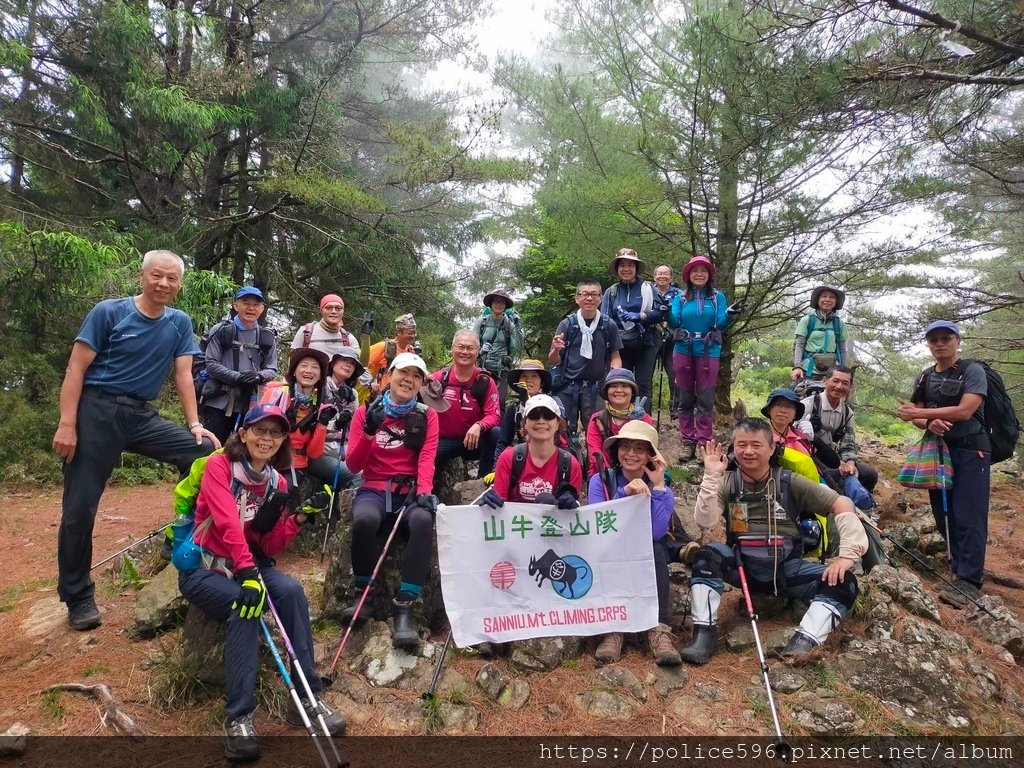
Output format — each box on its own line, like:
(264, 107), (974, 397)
(761, 387), (805, 420)
(682, 255), (716, 285)
(328, 346), (365, 383)
(483, 289), (514, 309)
(287, 347), (330, 386)
(609, 248), (646, 276)
(507, 359), (551, 392)
(810, 285), (846, 311)
(601, 368), (638, 400)
(604, 420), (659, 457)
(418, 378), (450, 413)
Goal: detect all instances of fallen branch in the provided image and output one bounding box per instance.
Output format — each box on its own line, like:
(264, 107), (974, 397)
(985, 570), (1024, 590)
(41, 684), (147, 739)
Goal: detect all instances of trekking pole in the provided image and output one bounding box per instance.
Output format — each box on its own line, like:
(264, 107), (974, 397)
(259, 618), (333, 768)
(861, 515), (1001, 620)
(592, 452), (613, 501)
(655, 353), (664, 432)
(327, 498), (412, 675)
(320, 444), (346, 564)
(260, 583), (346, 768)
(90, 525), (169, 570)
(421, 489), (490, 703)
(734, 545), (791, 762)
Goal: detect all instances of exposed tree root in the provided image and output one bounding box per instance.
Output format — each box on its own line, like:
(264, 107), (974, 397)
(41, 684), (147, 738)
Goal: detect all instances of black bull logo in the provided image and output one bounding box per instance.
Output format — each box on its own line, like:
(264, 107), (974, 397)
(529, 549), (589, 598)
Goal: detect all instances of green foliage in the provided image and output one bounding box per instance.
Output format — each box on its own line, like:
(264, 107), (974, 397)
(40, 689), (66, 721)
(116, 555), (146, 590)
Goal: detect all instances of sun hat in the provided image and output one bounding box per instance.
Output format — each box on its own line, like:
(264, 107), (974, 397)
(609, 247), (645, 276)
(604, 420), (660, 457)
(761, 387), (806, 420)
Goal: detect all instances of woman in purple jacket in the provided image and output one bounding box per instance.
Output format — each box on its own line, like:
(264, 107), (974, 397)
(587, 420), (682, 668)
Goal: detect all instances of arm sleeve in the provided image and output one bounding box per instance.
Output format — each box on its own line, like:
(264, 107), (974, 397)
(650, 489), (674, 541)
(645, 283), (665, 323)
(600, 287), (613, 317)
(838, 339), (849, 364)
(260, 334), (279, 379)
(668, 294), (683, 330)
(478, 376), (502, 431)
(793, 336), (807, 368)
(196, 454), (254, 572)
(472, 316), (484, 340)
(585, 414), (602, 467)
(492, 447), (513, 500)
(833, 504), (869, 561)
(494, 406), (515, 463)
(694, 465), (727, 528)
(607, 323), (624, 353)
(344, 406), (370, 472)
(587, 473), (607, 504)
(839, 410), (858, 462)
(75, 301), (113, 352)
(204, 327), (237, 384)
(716, 292), (731, 330)
(510, 316), (525, 354)
(569, 456), (583, 495)
(416, 409), (439, 495)
(305, 424), (327, 460)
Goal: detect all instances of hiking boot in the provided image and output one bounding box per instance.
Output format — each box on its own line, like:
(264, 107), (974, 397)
(680, 625), (717, 666)
(678, 441), (697, 463)
(594, 632), (624, 665)
(474, 642), (496, 658)
(391, 599), (420, 649)
(224, 714), (260, 762)
(779, 630), (818, 658)
(939, 578), (982, 610)
(67, 598), (102, 631)
(341, 586), (371, 626)
(285, 697), (347, 737)
(647, 623), (682, 667)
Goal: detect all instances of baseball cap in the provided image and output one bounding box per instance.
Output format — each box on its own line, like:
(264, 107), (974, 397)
(389, 352), (428, 377)
(234, 286), (265, 301)
(523, 394), (562, 419)
(242, 404), (290, 432)
(924, 320), (961, 338)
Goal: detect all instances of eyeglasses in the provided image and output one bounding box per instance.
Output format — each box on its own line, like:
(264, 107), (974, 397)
(247, 425), (287, 438)
(576, 291), (601, 298)
(453, 344), (479, 352)
(322, 304), (344, 312)
(618, 442), (651, 455)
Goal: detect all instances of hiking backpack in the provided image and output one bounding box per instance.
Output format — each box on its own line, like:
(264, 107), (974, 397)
(301, 322), (356, 350)
(440, 366), (491, 408)
(550, 312), (615, 391)
(809, 391), (853, 444)
(193, 320), (276, 400)
(508, 443), (574, 496)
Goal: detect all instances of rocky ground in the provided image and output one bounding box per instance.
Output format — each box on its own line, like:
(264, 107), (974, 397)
(3, 430), (1024, 744)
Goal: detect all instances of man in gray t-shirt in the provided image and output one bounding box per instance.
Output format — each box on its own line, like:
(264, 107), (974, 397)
(548, 279), (623, 434)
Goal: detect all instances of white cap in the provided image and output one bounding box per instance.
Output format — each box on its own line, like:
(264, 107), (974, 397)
(522, 394), (563, 419)
(389, 352), (428, 377)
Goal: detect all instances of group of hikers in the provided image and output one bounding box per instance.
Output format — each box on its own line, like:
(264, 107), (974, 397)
(51, 249), (994, 758)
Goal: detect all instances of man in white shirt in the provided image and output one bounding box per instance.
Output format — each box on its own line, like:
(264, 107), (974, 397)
(291, 293), (360, 357)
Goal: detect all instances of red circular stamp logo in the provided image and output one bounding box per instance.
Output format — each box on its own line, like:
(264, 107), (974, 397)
(489, 561), (516, 590)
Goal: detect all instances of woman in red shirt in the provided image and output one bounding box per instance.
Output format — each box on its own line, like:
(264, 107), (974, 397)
(343, 353), (443, 649)
(585, 368), (654, 473)
(762, 387), (814, 456)
(177, 404), (345, 761)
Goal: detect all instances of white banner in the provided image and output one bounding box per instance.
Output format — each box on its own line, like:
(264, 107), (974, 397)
(437, 495), (658, 647)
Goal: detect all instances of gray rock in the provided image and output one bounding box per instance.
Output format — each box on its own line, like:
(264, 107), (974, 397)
(438, 701), (479, 733)
(576, 690), (635, 720)
(668, 695), (719, 731)
(964, 596), (1024, 663)
(764, 627), (796, 652)
(968, 658), (1001, 701)
(725, 625), (755, 652)
(918, 531), (948, 555)
(134, 562), (185, 635)
(830, 638), (971, 729)
(476, 662), (508, 701)
(378, 695), (426, 733)
(882, 523), (920, 552)
(788, 697), (864, 735)
(652, 666), (691, 697)
(140, 650), (166, 670)
(21, 597), (68, 640)
(895, 616), (970, 654)
(545, 703), (563, 719)
(694, 683), (725, 702)
(769, 668), (807, 694)
(498, 679), (531, 710)
(511, 636), (580, 672)
(592, 667), (647, 702)
(0, 723), (30, 757)
(864, 564), (941, 622)
(181, 604), (227, 687)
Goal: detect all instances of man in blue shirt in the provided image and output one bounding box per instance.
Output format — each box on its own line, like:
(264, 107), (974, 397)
(52, 250), (220, 631)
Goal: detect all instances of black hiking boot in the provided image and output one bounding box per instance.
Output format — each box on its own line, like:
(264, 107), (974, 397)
(341, 586), (372, 626)
(391, 599), (420, 649)
(779, 631), (818, 658)
(939, 578), (982, 610)
(67, 598), (102, 631)
(224, 714), (260, 762)
(680, 625), (718, 666)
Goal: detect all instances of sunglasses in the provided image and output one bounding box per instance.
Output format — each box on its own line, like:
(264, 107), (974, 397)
(526, 409), (558, 421)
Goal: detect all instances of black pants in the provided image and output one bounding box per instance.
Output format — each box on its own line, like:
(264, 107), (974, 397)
(351, 489), (434, 592)
(619, 343), (660, 414)
(812, 438), (878, 492)
(658, 339), (678, 412)
(654, 537), (672, 625)
(201, 405), (244, 446)
(435, 429), (500, 479)
(58, 390), (214, 605)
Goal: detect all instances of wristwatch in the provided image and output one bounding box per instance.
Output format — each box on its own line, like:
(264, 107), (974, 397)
(188, 421), (202, 430)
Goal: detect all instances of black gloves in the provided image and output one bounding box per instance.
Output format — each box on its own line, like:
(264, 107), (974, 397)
(317, 404), (339, 426)
(363, 398), (388, 435)
(300, 487), (333, 518)
(232, 567), (266, 620)
(416, 493), (439, 515)
(478, 488), (505, 509)
(555, 489), (580, 510)
(335, 408), (354, 429)
(727, 301), (745, 316)
(334, 384), (355, 404)
(360, 312), (374, 336)
(534, 492), (557, 506)
(237, 370), (261, 386)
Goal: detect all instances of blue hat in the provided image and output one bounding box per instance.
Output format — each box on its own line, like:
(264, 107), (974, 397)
(242, 404), (290, 432)
(234, 286), (265, 301)
(924, 320), (960, 338)
(761, 387), (805, 420)
(601, 368), (638, 399)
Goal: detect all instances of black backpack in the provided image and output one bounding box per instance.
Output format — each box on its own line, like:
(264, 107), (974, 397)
(440, 366), (491, 408)
(809, 391), (853, 444)
(549, 312), (615, 391)
(915, 359), (1020, 463)
(508, 443), (573, 496)
(193, 320), (276, 400)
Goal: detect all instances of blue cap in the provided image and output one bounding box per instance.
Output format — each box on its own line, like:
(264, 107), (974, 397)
(924, 320), (960, 338)
(234, 286), (265, 301)
(242, 404), (289, 432)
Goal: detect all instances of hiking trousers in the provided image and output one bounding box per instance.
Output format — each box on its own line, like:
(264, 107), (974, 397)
(674, 352), (719, 443)
(556, 380), (601, 436)
(351, 489), (435, 593)
(929, 447), (991, 587)
(58, 389), (214, 605)
(179, 566), (320, 722)
(434, 430), (500, 479)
